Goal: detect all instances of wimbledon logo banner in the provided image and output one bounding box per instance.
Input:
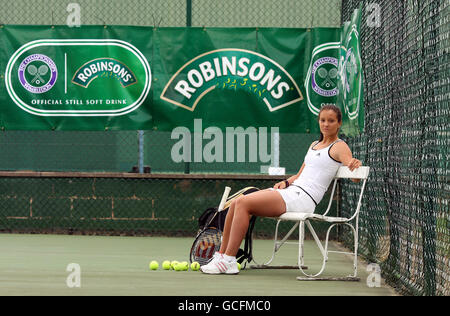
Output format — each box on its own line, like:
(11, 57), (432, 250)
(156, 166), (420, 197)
(339, 24), (362, 120)
(1, 26), (360, 133)
(305, 42), (340, 116)
(160, 49), (303, 113)
(5, 39), (151, 116)
(337, 7), (364, 136)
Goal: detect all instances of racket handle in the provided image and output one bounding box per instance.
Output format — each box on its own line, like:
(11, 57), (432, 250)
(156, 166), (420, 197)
(218, 186), (231, 211)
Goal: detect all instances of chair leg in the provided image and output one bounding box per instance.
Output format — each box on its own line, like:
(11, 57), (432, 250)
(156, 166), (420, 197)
(303, 221), (327, 277)
(337, 223), (358, 278)
(297, 222), (361, 281)
(351, 224), (358, 278)
(251, 220), (304, 269)
(265, 219), (282, 266)
(298, 221), (305, 269)
(254, 220), (297, 266)
(298, 220), (327, 277)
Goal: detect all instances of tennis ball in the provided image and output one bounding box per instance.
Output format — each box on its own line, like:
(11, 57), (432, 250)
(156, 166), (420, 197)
(174, 263), (182, 271)
(149, 260), (159, 270)
(162, 260), (171, 270)
(237, 262), (241, 270)
(180, 261), (189, 271)
(191, 261), (200, 271)
(171, 260), (179, 269)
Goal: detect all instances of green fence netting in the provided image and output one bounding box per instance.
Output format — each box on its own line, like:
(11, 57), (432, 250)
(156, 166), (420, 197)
(340, 0), (448, 296)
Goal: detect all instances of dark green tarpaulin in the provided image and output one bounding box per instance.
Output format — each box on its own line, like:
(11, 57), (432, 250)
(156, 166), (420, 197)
(0, 9), (363, 134)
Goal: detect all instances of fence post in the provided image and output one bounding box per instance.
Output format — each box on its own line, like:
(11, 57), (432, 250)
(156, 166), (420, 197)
(186, 0), (192, 27)
(138, 130), (144, 173)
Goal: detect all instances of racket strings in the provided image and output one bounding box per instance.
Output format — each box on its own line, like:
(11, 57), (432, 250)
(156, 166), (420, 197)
(191, 228), (222, 266)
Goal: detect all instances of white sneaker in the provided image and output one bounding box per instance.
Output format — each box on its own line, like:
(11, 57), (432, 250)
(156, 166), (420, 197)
(200, 253), (240, 275)
(200, 252), (223, 274)
(222, 258), (240, 275)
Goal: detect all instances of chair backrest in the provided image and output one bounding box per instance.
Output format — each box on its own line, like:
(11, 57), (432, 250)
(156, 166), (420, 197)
(335, 166), (370, 180)
(337, 166), (370, 221)
(322, 166), (370, 218)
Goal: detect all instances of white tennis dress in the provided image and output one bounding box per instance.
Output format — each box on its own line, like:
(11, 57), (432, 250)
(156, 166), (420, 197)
(275, 139), (342, 213)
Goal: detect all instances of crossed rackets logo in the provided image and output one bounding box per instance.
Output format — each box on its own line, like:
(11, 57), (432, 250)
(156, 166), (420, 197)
(317, 67), (338, 89)
(311, 57), (338, 97)
(18, 54), (58, 94)
(304, 43), (340, 116)
(27, 64), (49, 85)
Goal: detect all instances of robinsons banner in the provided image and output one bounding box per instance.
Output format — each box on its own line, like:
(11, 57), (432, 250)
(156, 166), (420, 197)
(0, 9), (363, 134)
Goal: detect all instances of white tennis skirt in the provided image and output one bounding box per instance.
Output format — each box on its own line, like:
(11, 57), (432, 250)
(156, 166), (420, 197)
(271, 186), (316, 213)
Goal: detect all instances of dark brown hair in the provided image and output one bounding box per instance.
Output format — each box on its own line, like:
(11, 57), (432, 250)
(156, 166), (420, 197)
(318, 105), (342, 142)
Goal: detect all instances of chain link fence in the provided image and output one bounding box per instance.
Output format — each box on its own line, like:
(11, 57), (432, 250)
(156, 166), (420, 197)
(0, 0), (341, 27)
(341, 0), (448, 296)
(0, 130), (319, 174)
(0, 174), (337, 240)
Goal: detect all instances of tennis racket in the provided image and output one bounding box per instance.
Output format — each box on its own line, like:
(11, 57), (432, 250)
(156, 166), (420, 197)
(189, 186), (231, 265)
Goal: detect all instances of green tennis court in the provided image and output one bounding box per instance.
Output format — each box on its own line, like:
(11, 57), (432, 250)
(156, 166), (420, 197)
(0, 233), (396, 296)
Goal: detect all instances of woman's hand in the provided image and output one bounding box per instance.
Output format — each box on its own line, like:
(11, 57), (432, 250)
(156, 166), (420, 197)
(347, 157), (362, 171)
(273, 181), (289, 189)
(346, 158), (362, 182)
(273, 163), (304, 190)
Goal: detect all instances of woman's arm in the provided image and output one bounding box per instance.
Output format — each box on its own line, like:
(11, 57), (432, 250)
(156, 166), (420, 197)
(331, 142), (362, 182)
(273, 163), (305, 189)
(288, 163), (305, 184)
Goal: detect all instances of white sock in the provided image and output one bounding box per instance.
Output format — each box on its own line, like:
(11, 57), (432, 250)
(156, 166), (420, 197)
(223, 254), (236, 263)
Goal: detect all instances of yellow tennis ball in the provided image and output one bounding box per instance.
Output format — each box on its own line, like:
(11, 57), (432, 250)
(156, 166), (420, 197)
(174, 263), (182, 271)
(162, 260), (171, 270)
(149, 260), (159, 270)
(171, 260), (179, 269)
(191, 261), (200, 271)
(237, 263), (241, 270)
(180, 261), (189, 271)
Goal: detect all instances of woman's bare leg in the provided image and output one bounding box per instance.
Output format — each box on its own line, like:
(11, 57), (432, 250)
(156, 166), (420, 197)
(218, 200), (236, 253)
(224, 189), (286, 257)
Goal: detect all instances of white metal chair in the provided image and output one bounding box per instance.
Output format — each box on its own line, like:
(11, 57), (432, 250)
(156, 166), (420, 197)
(252, 166), (370, 281)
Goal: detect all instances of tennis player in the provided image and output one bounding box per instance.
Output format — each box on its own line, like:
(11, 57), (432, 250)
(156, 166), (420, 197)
(201, 104), (362, 274)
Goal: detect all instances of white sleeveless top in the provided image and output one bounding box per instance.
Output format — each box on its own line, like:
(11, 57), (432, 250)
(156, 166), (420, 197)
(292, 139), (342, 204)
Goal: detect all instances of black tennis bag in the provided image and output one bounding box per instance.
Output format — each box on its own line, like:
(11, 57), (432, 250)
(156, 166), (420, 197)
(197, 187), (260, 267)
